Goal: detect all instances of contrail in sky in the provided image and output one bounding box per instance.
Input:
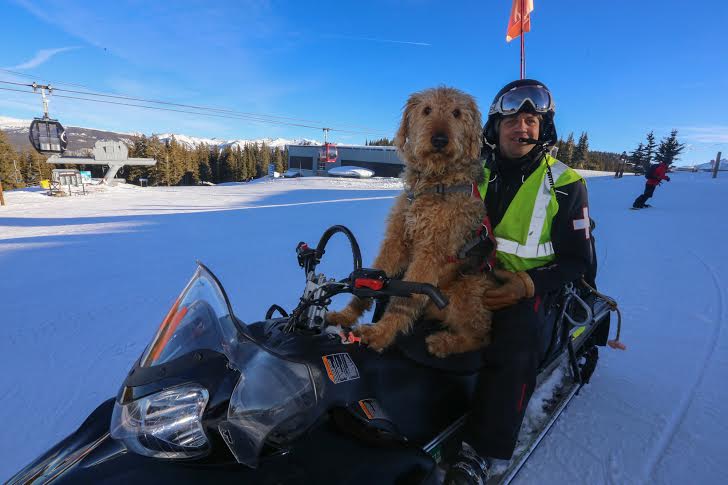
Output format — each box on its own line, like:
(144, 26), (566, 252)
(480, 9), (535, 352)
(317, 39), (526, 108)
(325, 35), (431, 46)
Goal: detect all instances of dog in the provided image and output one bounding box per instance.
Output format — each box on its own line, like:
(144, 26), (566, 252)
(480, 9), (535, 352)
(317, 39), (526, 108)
(326, 87), (496, 357)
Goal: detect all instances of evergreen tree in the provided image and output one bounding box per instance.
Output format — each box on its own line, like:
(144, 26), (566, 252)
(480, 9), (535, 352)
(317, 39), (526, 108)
(245, 145), (256, 180)
(655, 129), (685, 167)
(644, 131), (657, 166)
(209, 147), (220, 183)
(588, 150), (622, 171)
(124, 136), (151, 184)
(273, 147), (285, 174)
(572, 132), (589, 168)
(367, 137), (394, 146)
(219, 146), (234, 182)
(260, 143), (271, 176)
(630, 142), (647, 172)
(562, 132), (575, 165)
(22, 150), (50, 185)
(0, 131), (23, 189)
(145, 137), (167, 186)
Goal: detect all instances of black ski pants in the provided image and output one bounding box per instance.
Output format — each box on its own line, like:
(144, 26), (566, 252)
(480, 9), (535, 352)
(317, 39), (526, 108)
(463, 295), (546, 460)
(633, 183), (656, 208)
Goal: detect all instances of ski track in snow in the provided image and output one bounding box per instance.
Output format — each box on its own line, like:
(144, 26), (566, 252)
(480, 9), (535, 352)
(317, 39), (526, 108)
(641, 251), (725, 483)
(3, 172), (728, 483)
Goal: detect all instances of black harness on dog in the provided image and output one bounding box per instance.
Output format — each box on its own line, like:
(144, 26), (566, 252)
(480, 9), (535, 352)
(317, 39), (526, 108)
(404, 183), (496, 272)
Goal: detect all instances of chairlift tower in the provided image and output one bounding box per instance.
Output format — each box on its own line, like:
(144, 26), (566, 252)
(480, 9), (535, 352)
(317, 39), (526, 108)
(26, 82), (158, 185)
(46, 141), (158, 185)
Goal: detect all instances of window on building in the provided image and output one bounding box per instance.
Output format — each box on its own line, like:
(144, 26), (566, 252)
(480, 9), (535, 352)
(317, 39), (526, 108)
(289, 156), (313, 170)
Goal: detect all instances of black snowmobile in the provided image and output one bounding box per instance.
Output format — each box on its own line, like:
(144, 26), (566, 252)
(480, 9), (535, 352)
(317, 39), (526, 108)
(10, 225), (621, 485)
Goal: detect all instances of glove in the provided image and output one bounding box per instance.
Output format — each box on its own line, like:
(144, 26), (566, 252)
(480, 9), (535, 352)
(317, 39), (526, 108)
(484, 269), (535, 310)
(665, 176), (671, 182)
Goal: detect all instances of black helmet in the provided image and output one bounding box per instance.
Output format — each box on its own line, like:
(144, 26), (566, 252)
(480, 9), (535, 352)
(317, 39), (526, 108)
(483, 79), (557, 148)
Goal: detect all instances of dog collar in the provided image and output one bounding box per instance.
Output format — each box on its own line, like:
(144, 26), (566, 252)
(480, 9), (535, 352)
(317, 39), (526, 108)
(406, 183), (476, 202)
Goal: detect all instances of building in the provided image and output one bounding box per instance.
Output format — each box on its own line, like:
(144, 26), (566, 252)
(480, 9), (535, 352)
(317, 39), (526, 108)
(287, 144), (404, 177)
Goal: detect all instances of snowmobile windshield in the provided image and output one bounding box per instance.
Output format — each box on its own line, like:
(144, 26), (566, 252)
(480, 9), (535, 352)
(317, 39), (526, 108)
(140, 264), (239, 368)
(135, 263), (318, 467)
(218, 343), (318, 468)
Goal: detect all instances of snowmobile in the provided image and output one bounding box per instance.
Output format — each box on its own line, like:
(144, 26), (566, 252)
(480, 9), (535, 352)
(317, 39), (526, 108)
(9, 225), (621, 485)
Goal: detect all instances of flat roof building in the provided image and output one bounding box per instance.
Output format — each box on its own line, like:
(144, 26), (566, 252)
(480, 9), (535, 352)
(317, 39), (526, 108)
(287, 144), (404, 177)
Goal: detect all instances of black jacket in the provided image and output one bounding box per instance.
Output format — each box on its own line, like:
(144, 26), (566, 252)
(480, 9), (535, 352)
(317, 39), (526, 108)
(485, 149), (594, 295)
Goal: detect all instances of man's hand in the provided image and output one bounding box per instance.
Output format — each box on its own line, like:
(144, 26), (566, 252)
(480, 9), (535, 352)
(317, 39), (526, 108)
(665, 176), (671, 182)
(484, 269), (535, 310)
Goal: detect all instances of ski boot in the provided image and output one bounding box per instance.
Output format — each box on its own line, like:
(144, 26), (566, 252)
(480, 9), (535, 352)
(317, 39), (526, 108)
(444, 443), (492, 485)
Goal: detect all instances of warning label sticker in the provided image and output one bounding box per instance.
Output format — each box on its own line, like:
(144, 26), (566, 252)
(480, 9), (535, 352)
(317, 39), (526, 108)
(322, 353), (360, 384)
(358, 399), (388, 421)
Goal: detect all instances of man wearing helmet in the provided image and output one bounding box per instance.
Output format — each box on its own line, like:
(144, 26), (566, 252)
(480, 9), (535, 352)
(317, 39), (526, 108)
(445, 80), (596, 484)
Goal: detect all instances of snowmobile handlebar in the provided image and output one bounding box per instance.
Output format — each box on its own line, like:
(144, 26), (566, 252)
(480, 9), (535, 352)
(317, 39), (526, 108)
(349, 268), (449, 310)
(296, 225), (362, 275)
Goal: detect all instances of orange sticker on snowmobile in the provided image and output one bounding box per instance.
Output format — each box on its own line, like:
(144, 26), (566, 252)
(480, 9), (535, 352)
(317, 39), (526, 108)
(358, 399), (390, 421)
(322, 353), (360, 384)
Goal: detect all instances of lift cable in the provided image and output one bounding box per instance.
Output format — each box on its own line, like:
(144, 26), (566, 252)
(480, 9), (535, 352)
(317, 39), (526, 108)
(0, 84), (389, 136)
(0, 77), (386, 134)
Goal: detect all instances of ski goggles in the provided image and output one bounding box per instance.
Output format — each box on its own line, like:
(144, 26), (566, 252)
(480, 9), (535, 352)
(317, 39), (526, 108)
(488, 85), (554, 116)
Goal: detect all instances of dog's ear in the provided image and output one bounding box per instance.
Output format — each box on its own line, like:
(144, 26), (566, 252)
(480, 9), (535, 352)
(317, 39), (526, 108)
(465, 96), (483, 160)
(395, 93), (420, 151)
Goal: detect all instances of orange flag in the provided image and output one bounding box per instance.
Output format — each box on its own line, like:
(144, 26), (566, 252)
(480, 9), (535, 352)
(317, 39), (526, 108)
(506, 0), (534, 42)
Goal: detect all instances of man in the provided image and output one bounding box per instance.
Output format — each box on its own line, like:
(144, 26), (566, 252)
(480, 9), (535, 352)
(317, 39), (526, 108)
(632, 160), (670, 209)
(445, 79), (595, 484)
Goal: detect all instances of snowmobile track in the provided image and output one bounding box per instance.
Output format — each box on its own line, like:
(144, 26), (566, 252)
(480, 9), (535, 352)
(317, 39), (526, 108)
(641, 251), (725, 482)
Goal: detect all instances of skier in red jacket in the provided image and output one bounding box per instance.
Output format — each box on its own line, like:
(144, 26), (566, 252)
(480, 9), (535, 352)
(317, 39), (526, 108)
(632, 161), (670, 209)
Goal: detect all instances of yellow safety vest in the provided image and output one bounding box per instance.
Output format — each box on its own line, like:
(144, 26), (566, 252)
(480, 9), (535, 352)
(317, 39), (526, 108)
(477, 154), (583, 271)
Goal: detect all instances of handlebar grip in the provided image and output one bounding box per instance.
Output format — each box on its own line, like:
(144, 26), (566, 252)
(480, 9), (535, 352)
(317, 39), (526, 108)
(385, 280), (449, 309)
(418, 284), (449, 309)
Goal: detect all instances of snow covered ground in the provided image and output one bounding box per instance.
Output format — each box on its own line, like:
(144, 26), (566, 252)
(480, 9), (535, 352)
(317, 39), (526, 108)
(1, 171), (727, 483)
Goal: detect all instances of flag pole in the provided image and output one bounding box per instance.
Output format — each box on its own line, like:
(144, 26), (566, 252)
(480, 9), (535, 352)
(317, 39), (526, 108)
(520, 0), (525, 79)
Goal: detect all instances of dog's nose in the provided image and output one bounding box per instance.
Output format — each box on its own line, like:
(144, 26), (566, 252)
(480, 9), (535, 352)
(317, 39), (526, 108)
(431, 134), (449, 149)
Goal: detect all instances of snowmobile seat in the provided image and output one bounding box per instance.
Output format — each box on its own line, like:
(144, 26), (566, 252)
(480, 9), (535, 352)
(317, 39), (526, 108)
(395, 320), (485, 375)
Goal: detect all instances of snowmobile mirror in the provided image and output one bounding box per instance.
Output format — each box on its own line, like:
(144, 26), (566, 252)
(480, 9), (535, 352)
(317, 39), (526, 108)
(29, 118), (68, 155)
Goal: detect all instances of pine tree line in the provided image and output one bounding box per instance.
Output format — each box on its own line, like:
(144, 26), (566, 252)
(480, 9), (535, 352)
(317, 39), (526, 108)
(555, 129), (685, 172)
(0, 131), (53, 189)
(365, 137), (394, 146)
(628, 130), (685, 171)
(0, 131), (290, 188)
(126, 136), (289, 186)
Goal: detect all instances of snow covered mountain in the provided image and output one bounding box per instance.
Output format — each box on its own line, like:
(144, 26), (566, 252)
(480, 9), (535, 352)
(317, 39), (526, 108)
(0, 115), (320, 152)
(695, 158), (728, 170)
(155, 133), (320, 150)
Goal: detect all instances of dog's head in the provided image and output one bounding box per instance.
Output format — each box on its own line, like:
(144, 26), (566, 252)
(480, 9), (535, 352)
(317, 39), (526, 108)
(394, 87), (482, 175)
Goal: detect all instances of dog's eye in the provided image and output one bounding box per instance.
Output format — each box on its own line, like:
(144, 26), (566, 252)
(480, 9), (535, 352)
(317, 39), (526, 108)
(452, 109), (461, 118)
(423, 106), (432, 115)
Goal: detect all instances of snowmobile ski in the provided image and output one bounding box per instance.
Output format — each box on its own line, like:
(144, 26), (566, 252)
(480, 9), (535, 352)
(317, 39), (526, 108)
(488, 379), (579, 484)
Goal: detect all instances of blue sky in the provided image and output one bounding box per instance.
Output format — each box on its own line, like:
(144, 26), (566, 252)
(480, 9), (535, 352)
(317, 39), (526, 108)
(1, 0), (726, 165)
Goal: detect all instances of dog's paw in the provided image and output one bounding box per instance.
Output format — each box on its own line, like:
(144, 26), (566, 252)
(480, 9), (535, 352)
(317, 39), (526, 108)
(354, 324), (395, 353)
(426, 332), (455, 358)
(326, 307), (359, 327)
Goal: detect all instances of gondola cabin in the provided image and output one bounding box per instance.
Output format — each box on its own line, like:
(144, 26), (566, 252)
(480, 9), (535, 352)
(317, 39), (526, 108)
(317, 143), (338, 171)
(29, 118), (68, 155)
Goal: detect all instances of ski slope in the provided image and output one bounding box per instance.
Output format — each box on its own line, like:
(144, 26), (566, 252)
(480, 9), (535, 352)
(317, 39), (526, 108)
(1, 172), (727, 483)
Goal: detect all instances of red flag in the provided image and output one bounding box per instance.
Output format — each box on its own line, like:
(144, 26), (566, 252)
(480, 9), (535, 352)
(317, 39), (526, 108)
(506, 0), (534, 42)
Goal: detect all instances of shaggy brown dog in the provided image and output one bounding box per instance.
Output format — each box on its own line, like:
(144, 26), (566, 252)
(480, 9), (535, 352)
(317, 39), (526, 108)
(326, 87), (496, 357)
